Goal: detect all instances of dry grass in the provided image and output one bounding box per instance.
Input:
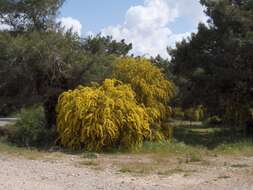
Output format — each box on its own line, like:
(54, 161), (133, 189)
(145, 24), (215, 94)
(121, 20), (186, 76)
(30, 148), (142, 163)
(0, 140), (63, 160)
(0, 123), (253, 178)
(116, 156), (199, 176)
(79, 160), (99, 166)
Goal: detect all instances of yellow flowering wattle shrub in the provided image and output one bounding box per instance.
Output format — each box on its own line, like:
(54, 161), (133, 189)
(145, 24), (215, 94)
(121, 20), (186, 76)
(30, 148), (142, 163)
(56, 79), (151, 151)
(113, 58), (175, 120)
(113, 58), (175, 141)
(56, 58), (176, 151)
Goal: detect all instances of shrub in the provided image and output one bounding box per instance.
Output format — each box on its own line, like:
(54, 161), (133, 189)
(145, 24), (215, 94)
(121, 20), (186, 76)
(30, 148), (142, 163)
(10, 106), (55, 147)
(113, 58), (175, 121)
(113, 58), (175, 141)
(56, 79), (151, 151)
(206, 116), (222, 125)
(185, 105), (204, 121)
(172, 107), (185, 119)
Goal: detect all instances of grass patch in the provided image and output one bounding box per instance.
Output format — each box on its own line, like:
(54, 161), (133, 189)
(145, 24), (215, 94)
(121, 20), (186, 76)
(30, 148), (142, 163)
(187, 152), (202, 162)
(173, 125), (232, 149)
(214, 140), (253, 156)
(118, 162), (155, 175)
(0, 141), (48, 160)
(0, 137), (63, 160)
(79, 160), (99, 166)
(137, 141), (204, 156)
(173, 123), (253, 155)
(119, 167), (134, 173)
(218, 175), (231, 179)
(157, 168), (184, 176)
(118, 162), (197, 176)
(82, 152), (98, 159)
(136, 141), (205, 164)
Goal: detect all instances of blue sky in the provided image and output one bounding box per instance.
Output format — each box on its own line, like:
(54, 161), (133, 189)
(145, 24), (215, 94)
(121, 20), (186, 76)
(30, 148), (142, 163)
(59, 0), (207, 57)
(61, 0), (143, 33)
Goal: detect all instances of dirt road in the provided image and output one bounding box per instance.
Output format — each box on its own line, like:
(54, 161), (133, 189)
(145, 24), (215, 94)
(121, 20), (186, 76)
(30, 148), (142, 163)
(0, 118), (17, 127)
(0, 121), (11, 127)
(0, 153), (252, 190)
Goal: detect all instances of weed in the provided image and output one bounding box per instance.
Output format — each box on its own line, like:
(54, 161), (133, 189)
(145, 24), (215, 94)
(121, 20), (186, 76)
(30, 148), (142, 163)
(218, 175), (231, 179)
(230, 164), (249, 168)
(79, 160), (98, 166)
(188, 152), (202, 162)
(82, 152), (98, 159)
(0, 141), (48, 160)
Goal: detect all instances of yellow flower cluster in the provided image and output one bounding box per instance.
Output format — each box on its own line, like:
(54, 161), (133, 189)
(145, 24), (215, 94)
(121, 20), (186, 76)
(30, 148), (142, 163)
(56, 58), (176, 151)
(113, 58), (175, 120)
(113, 58), (176, 141)
(56, 79), (151, 151)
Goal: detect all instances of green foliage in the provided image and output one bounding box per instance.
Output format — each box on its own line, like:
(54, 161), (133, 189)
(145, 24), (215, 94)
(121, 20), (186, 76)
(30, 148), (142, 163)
(185, 105), (205, 121)
(56, 79), (151, 151)
(214, 140), (253, 156)
(150, 54), (173, 80)
(0, 29), (132, 125)
(138, 141), (202, 156)
(0, 0), (133, 126)
(172, 107), (185, 119)
(170, 0), (253, 124)
(82, 35), (132, 56)
(171, 106), (205, 121)
(206, 116), (222, 125)
(0, 0), (65, 31)
(10, 106), (55, 147)
(0, 30), (89, 122)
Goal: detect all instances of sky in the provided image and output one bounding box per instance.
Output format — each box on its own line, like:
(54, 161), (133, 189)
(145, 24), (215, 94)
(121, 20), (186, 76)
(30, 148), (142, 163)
(2, 0), (208, 58)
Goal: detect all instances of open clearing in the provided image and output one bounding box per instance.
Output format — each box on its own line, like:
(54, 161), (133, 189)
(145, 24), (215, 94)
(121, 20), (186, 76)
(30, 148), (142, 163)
(0, 123), (253, 190)
(0, 148), (253, 190)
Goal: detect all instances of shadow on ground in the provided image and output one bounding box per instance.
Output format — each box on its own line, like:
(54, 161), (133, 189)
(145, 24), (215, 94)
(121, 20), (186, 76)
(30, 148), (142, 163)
(173, 124), (252, 149)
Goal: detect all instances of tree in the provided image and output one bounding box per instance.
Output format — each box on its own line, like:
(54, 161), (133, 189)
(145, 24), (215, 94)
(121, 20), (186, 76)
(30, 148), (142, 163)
(170, 0), (253, 126)
(0, 30), (87, 119)
(79, 35), (132, 85)
(150, 54), (173, 79)
(0, 1), (133, 128)
(0, 0), (65, 32)
(82, 34), (132, 56)
(0, 30), (133, 125)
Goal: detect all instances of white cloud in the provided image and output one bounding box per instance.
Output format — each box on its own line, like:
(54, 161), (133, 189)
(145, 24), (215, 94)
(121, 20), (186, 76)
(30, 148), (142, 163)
(0, 23), (11, 31)
(0, 18), (11, 31)
(102, 0), (207, 58)
(58, 17), (82, 36)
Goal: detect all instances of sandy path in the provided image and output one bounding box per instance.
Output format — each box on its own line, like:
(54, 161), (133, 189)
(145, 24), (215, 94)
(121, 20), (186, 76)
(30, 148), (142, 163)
(0, 153), (253, 190)
(0, 118), (17, 127)
(0, 121), (12, 127)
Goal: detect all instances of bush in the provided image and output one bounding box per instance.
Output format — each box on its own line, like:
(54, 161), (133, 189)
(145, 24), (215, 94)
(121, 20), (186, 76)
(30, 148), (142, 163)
(113, 58), (175, 121)
(206, 116), (222, 125)
(185, 105), (204, 121)
(10, 106), (55, 147)
(56, 79), (151, 151)
(56, 59), (176, 152)
(172, 107), (185, 119)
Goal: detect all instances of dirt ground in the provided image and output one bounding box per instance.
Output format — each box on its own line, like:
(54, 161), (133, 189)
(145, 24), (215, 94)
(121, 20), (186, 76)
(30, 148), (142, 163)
(0, 152), (252, 190)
